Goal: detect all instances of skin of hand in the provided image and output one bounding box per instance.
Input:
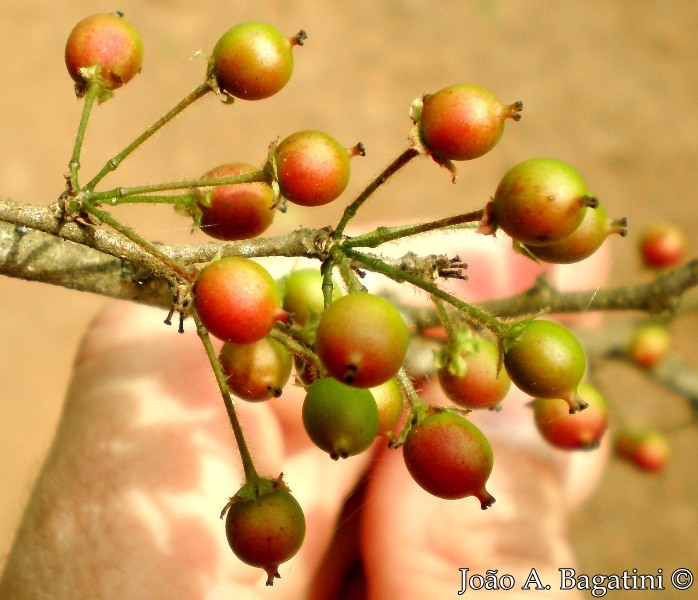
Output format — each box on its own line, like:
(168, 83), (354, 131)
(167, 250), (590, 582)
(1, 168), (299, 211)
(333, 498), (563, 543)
(0, 232), (609, 599)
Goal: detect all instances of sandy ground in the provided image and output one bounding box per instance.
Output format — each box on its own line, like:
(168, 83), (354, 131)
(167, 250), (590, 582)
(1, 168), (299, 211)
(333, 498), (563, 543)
(0, 1), (697, 596)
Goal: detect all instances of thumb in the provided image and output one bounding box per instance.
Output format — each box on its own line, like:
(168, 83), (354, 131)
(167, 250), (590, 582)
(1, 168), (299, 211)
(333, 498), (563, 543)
(360, 382), (608, 599)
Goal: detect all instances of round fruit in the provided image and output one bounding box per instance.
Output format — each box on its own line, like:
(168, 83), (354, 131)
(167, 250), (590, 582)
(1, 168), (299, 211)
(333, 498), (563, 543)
(492, 157), (597, 246)
(210, 22), (303, 100)
(225, 486), (306, 585)
(416, 84), (522, 161)
(629, 321), (671, 369)
(437, 336), (511, 410)
(526, 201), (627, 264)
(65, 13), (143, 91)
(219, 336), (292, 401)
(196, 163), (275, 241)
(278, 267), (342, 328)
(314, 292), (409, 388)
(275, 130), (361, 207)
(503, 319), (587, 412)
(302, 377), (379, 460)
(640, 221), (687, 268)
(615, 429), (670, 473)
(370, 378), (405, 437)
(402, 409), (495, 508)
(532, 383), (608, 450)
(194, 256), (288, 343)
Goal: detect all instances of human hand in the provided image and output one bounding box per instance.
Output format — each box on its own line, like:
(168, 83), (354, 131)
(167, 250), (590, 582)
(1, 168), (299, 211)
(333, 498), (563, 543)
(0, 232), (609, 599)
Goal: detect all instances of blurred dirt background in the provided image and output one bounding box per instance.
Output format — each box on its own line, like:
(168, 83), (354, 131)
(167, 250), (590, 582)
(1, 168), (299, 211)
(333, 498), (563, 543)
(0, 1), (696, 596)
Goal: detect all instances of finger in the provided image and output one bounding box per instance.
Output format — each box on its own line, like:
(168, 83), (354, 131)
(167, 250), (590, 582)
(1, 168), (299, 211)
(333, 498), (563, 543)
(0, 301), (370, 599)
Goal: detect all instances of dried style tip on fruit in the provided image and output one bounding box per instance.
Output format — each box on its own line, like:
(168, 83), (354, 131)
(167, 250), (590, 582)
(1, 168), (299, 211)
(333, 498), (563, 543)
(210, 22), (303, 100)
(402, 409), (495, 508)
(414, 83), (522, 162)
(223, 478), (306, 586)
(65, 13), (143, 93)
(492, 157), (597, 247)
(525, 201), (627, 264)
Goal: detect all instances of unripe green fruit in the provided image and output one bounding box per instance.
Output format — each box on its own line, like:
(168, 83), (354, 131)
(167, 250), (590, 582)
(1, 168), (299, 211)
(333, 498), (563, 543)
(302, 378), (379, 460)
(225, 485), (306, 586)
(526, 201), (627, 264)
(504, 319), (587, 413)
(278, 267), (342, 328)
(211, 22), (303, 100)
(492, 157), (596, 246)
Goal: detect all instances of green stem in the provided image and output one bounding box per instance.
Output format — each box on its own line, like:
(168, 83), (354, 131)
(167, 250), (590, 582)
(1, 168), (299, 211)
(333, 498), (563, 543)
(345, 210), (484, 249)
(82, 203), (192, 280)
(85, 82), (212, 190)
(432, 297), (457, 340)
(333, 147), (419, 239)
(68, 82), (102, 190)
(91, 193), (197, 206)
(343, 247), (508, 338)
(89, 170), (267, 202)
(194, 314), (261, 485)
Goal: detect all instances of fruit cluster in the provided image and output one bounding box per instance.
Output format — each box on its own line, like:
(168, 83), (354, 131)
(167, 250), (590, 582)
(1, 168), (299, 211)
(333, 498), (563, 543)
(56, 13), (689, 587)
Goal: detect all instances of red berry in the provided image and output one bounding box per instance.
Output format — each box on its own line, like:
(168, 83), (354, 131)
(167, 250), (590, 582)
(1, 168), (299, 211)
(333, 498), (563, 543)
(224, 482), (306, 585)
(503, 319), (587, 413)
(315, 292), (409, 388)
(526, 201), (627, 264)
(615, 429), (670, 473)
(219, 336), (292, 401)
(639, 221), (687, 268)
(629, 322), (671, 369)
(194, 256), (288, 343)
(532, 383), (608, 450)
(302, 377), (379, 460)
(437, 335), (511, 410)
(275, 130), (362, 207)
(402, 409), (495, 508)
(211, 22), (304, 100)
(492, 158), (597, 246)
(65, 13), (143, 91)
(195, 163), (275, 241)
(416, 84), (522, 161)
